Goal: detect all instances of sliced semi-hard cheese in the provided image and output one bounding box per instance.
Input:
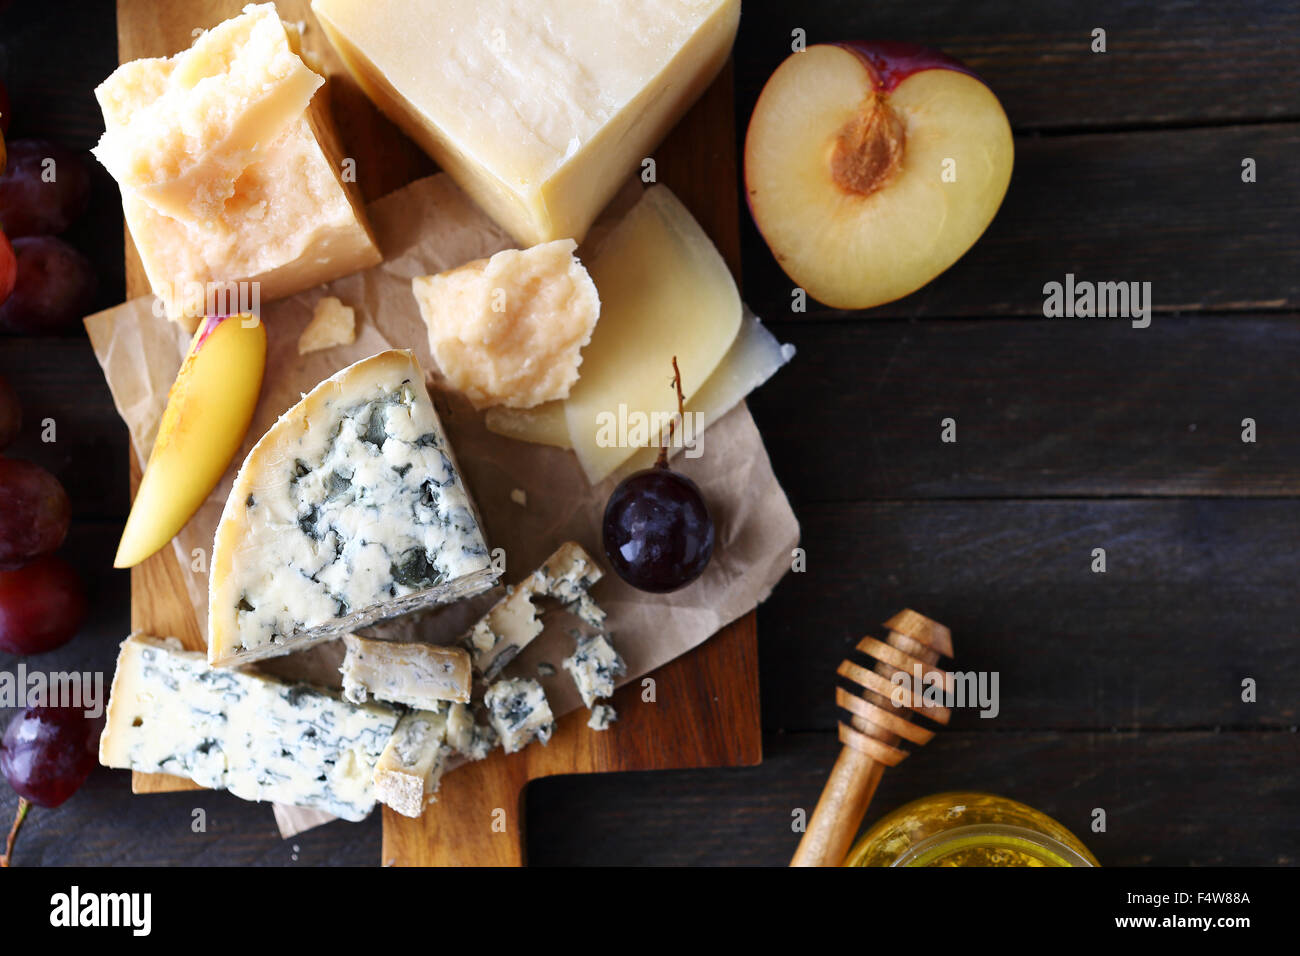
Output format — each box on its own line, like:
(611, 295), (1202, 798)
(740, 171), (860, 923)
(484, 678), (555, 754)
(372, 710), (450, 819)
(462, 541), (605, 680)
(485, 309), (796, 471)
(93, 3), (380, 328)
(100, 635), (398, 822)
(312, 0), (740, 245)
(563, 185), (742, 483)
(340, 633), (472, 708)
(412, 239), (600, 409)
(209, 350), (499, 667)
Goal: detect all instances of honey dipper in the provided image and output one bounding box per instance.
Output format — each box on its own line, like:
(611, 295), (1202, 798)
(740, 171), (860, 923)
(790, 609), (954, 867)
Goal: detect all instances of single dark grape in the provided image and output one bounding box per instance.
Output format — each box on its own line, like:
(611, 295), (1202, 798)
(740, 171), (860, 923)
(0, 458), (71, 570)
(602, 465), (714, 593)
(0, 139), (90, 238)
(0, 554), (86, 654)
(0, 235), (97, 335)
(0, 706), (102, 809)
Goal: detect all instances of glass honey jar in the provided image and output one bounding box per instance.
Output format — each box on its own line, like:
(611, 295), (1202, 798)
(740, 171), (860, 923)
(844, 791), (1099, 867)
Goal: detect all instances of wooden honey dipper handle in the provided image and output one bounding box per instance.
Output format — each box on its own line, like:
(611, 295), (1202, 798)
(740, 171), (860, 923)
(790, 609), (953, 867)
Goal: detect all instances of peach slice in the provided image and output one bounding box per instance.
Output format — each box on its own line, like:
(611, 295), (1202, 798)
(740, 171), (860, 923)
(114, 313), (266, 568)
(744, 42), (1013, 311)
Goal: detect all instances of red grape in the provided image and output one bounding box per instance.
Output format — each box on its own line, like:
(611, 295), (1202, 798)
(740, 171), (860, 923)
(0, 140), (91, 238)
(0, 706), (102, 809)
(603, 465), (715, 592)
(0, 229), (13, 306)
(0, 374), (19, 450)
(0, 555), (86, 654)
(0, 236), (97, 335)
(0, 458), (70, 569)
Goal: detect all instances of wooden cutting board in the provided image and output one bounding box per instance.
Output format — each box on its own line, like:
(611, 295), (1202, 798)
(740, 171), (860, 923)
(115, 0), (762, 864)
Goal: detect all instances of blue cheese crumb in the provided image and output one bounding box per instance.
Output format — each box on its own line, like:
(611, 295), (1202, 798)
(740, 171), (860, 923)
(587, 704), (617, 732)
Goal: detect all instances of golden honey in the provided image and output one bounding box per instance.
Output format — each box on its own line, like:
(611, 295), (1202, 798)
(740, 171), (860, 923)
(844, 792), (1099, 867)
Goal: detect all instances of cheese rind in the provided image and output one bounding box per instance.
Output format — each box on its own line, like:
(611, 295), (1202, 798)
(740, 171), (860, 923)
(311, 0), (740, 245)
(412, 239), (600, 410)
(340, 634), (472, 708)
(100, 635), (398, 822)
(484, 678), (555, 754)
(462, 541), (605, 679)
(209, 350), (498, 667)
(562, 633), (627, 709)
(372, 710), (450, 818)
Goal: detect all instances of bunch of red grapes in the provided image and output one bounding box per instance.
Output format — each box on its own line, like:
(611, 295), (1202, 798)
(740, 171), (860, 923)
(0, 78), (98, 335)
(0, 80), (102, 861)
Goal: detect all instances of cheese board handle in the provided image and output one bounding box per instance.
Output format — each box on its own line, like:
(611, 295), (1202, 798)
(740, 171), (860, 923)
(791, 747), (884, 866)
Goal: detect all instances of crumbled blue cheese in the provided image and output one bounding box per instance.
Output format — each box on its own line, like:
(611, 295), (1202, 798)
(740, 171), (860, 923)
(373, 710), (450, 818)
(587, 704), (617, 731)
(444, 701), (499, 760)
(562, 633), (626, 709)
(463, 540), (605, 679)
(100, 635), (398, 822)
(484, 678), (554, 754)
(210, 351), (498, 667)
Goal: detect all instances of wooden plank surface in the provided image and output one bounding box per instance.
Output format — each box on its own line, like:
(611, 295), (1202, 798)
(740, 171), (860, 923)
(1, 0), (1298, 867)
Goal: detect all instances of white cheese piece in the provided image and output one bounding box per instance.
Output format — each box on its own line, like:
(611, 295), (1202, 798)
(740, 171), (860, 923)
(444, 702), (499, 761)
(340, 633), (472, 708)
(209, 350), (499, 667)
(299, 296), (357, 354)
(100, 635), (398, 822)
(562, 633), (627, 709)
(373, 710), (449, 819)
(412, 240), (600, 409)
(484, 678), (555, 754)
(587, 704), (617, 732)
(462, 541), (605, 680)
(484, 310), (795, 472)
(93, 4), (380, 328)
(311, 0), (740, 245)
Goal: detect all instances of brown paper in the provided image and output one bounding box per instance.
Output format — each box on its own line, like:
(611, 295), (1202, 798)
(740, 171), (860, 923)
(85, 174), (799, 838)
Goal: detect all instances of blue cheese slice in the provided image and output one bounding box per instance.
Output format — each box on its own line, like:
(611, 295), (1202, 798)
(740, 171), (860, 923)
(340, 633), (472, 708)
(209, 350), (499, 667)
(562, 633), (626, 709)
(100, 635), (398, 822)
(483, 678), (554, 754)
(372, 710), (450, 818)
(463, 540), (604, 679)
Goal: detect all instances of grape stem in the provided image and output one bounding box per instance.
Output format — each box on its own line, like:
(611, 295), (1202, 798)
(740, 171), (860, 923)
(0, 798), (30, 867)
(655, 356), (685, 469)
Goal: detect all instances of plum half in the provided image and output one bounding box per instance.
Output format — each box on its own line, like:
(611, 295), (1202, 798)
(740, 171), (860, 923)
(744, 42), (1013, 311)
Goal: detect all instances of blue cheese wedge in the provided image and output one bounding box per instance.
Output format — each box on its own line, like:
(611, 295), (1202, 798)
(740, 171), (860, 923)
(209, 350), (499, 667)
(562, 633), (626, 709)
(483, 678), (554, 754)
(587, 704), (617, 732)
(373, 710), (451, 818)
(100, 635), (398, 821)
(444, 701), (499, 760)
(340, 633), (472, 708)
(463, 540), (604, 679)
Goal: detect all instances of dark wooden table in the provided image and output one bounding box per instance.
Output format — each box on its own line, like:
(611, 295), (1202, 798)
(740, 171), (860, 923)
(1, 0), (1297, 866)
